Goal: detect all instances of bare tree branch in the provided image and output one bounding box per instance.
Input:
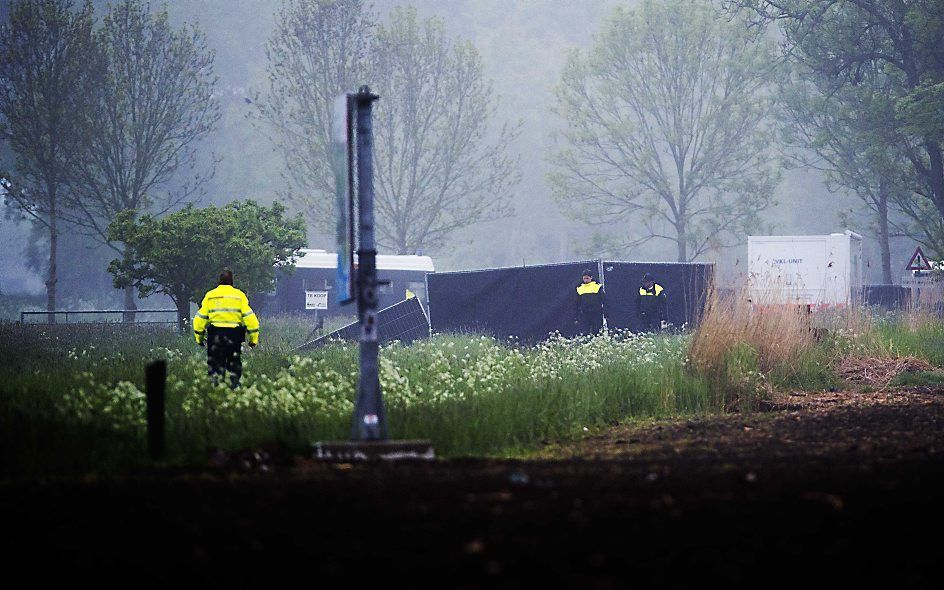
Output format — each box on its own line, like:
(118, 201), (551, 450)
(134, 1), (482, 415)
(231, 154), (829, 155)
(550, 0), (778, 262)
(0, 0), (99, 317)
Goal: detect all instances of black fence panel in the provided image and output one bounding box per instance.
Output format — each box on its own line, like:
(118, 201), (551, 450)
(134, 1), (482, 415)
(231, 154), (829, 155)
(298, 296), (430, 350)
(601, 262), (714, 332)
(863, 285), (911, 310)
(427, 261), (599, 343)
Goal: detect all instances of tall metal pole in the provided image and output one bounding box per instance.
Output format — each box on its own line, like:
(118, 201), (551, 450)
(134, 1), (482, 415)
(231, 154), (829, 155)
(351, 85), (386, 440)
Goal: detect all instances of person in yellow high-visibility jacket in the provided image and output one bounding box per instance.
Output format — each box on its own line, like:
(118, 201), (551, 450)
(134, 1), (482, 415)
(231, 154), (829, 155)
(193, 269), (260, 388)
(636, 272), (667, 332)
(573, 268), (607, 336)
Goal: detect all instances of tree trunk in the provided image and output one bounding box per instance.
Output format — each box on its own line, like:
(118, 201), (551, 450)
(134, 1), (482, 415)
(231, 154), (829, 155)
(876, 183), (893, 284)
(175, 295), (189, 335)
(122, 243), (137, 323)
(927, 141), (944, 225)
(123, 285), (137, 323)
(46, 207), (58, 325)
(676, 224), (688, 263)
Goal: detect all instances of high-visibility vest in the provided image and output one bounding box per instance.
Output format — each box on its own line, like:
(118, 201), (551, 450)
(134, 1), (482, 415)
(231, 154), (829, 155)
(639, 284), (664, 297)
(577, 281), (603, 296)
(193, 284), (260, 345)
(576, 280), (606, 322)
(638, 283), (666, 318)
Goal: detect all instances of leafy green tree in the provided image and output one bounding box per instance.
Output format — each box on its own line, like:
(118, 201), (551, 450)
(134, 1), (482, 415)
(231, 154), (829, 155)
(369, 7), (520, 254)
(732, 0), (944, 253)
(0, 0), (99, 320)
(108, 200), (306, 331)
(550, 0), (779, 262)
(258, 0), (373, 230)
(780, 62), (912, 282)
(67, 0), (220, 319)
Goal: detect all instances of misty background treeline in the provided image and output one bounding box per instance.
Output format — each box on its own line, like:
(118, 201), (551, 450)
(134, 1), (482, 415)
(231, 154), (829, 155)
(1, 0), (940, 310)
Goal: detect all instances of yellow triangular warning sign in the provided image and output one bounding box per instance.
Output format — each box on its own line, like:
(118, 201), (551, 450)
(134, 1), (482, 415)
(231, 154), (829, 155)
(906, 246), (932, 271)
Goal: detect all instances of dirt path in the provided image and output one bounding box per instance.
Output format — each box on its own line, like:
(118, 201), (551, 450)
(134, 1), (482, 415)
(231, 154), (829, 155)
(3, 388), (943, 587)
(538, 387), (944, 463)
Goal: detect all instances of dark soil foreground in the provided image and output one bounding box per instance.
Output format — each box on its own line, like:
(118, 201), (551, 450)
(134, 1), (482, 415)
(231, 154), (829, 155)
(3, 388), (943, 588)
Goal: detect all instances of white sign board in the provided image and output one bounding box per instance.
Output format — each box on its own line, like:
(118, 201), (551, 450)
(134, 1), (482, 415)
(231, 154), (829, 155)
(902, 271), (938, 287)
(305, 290), (329, 310)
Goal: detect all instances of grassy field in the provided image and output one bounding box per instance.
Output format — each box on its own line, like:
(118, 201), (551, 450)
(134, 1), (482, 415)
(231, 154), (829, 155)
(2, 303), (943, 476)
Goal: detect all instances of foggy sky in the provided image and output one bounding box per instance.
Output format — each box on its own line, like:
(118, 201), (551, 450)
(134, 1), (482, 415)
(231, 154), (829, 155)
(0, 0), (914, 300)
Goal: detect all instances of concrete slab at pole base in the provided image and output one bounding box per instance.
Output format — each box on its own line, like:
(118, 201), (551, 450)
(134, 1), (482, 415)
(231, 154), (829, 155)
(313, 440), (435, 462)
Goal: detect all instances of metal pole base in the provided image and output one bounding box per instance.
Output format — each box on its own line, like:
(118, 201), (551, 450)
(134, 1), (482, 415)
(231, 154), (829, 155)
(313, 440), (435, 462)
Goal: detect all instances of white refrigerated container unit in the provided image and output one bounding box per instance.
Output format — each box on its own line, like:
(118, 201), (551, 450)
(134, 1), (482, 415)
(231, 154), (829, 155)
(748, 231), (863, 307)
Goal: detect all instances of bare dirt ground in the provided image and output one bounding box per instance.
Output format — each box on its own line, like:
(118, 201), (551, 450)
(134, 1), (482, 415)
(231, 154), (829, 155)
(3, 385), (943, 588)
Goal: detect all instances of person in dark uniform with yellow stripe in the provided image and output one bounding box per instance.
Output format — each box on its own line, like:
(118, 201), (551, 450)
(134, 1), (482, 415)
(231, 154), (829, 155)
(193, 269), (260, 388)
(574, 268), (607, 335)
(636, 272), (667, 332)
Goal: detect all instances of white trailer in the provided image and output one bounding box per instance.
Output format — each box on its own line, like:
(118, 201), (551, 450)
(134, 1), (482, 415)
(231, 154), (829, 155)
(748, 231), (863, 307)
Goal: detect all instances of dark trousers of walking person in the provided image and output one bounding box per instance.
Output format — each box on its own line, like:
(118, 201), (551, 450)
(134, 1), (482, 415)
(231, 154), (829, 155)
(207, 326), (245, 388)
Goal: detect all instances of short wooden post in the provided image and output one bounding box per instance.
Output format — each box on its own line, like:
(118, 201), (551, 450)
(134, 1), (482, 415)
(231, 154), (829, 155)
(145, 360), (166, 461)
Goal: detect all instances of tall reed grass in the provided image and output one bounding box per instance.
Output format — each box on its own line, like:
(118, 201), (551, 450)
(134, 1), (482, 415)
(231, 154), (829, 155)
(688, 288), (816, 409)
(688, 287), (944, 405)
